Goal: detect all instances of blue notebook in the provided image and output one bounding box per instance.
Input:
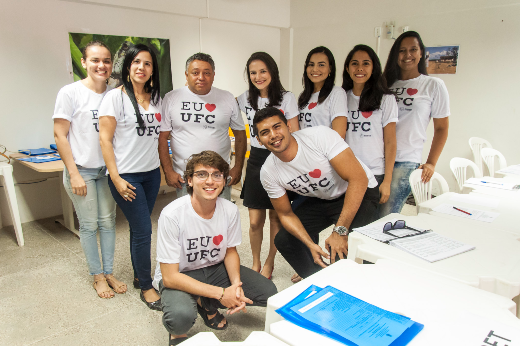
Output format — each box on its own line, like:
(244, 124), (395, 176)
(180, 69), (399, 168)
(18, 148), (57, 156)
(18, 155), (61, 163)
(276, 285), (423, 346)
(50, 144), (57, 150)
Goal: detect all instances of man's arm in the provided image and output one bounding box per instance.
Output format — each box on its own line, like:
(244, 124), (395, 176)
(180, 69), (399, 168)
(161, 261), (251, 313)
(325, 148), (368, 263)
(271, 193), (330, 268)
(158, 131), (184, 188)
(228, 129), (246, 186)
(223, 246), (252, 313)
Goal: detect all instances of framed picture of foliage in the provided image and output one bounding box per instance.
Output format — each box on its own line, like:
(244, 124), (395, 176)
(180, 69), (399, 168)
(69, 32), (173, 98)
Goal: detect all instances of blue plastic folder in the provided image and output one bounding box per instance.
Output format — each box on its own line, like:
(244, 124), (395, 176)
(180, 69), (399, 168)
(276, 285), (423, 346)
(18, 155), (61, 163)
(50, 144), (57, 150)
(18, 148), (56, 156)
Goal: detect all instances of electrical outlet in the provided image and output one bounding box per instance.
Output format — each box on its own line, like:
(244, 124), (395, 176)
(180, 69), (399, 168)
(375, 27), (381, 38)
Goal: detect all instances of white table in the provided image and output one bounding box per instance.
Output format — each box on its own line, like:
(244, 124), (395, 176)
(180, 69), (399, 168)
(265, 259), (520, 346)
(347, 213), (520, 317)
(0, 162), (24, 246)
(418, 192), (520, 236)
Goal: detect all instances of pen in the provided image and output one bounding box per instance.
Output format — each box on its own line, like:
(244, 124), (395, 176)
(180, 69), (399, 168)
(453, 206), (472, 215)
(481, 181), (503, 185)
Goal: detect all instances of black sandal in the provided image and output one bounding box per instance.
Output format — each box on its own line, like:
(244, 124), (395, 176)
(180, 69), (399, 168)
(169, 335), (188, 345)
(196, 303), (228, 330)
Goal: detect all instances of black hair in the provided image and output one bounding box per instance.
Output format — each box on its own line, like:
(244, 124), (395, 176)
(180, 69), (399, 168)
(252, 107), (287, 137)
(185, 52), (215, 72)
(298, 46), (336, 110)
(342, 45), (395, 112)
(245, 52), (285, 111)
(383, 31), (428, 87)
(82, 40), (112, 60)
(121, 44), (161, 128)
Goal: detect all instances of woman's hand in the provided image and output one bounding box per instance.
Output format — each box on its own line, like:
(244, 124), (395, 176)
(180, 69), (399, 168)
(70, 173), (87, 197)
(112, 176), (136, 201)
(418, 163), (435, 183)
(378, 179), (391, 204)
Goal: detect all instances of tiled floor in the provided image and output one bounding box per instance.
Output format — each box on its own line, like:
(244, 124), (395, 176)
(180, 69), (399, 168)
(0, 188), (417, 345)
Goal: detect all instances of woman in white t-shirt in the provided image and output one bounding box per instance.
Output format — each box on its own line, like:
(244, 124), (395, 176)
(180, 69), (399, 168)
(99, 44), (163, 310)
(380, 31), (450, 216)
(53, 41), (125, 299)
(237, 52), (300, 280)
(297, 46), (348, 139)
(342, 44), (398, 214)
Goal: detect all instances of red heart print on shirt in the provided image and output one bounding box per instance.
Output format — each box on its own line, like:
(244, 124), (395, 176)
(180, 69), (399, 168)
(206, 104), (216, 112)
(213, 234), (223, 246)
(308, 102), (317, 110)
(309, 169), (321, 178)
(155, 113), (161, 122)
(407, 88), (418, 96)
(361, 111), (372, 119)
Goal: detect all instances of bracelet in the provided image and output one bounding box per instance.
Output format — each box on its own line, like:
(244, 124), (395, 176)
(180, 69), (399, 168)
(218, 287), (225, 302)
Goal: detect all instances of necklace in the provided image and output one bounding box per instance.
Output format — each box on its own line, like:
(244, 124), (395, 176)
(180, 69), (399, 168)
(136, 96), (145, 104)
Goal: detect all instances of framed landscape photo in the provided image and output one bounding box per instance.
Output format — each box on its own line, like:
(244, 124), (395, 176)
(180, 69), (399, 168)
(425, 45), (460, 75)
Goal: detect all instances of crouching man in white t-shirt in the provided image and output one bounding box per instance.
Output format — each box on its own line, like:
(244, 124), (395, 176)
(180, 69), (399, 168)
(255, 107), (380, 279)
(153, 151), (277, 345)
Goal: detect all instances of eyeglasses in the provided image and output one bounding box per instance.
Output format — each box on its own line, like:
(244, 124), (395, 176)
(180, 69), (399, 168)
(382, 220), (430, 243)
(193, 170), (224, 182)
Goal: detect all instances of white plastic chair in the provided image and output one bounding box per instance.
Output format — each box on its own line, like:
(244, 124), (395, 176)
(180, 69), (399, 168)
(469, 137), (492, 175)
(409, 169), (450, 213)
(481, 148), (507, 177)
(450, 157), (482, 192)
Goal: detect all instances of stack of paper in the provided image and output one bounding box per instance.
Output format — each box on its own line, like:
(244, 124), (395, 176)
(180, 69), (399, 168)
(465, 178), (520, 191)
(276, 285), (423, 346)
(432, 203), (499, 222)
(497, 164), (520, 176)
(353, 220), (475, 262)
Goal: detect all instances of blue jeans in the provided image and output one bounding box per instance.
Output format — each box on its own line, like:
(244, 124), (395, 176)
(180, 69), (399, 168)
(176, 182), (231, 201)
(63, 166), (116, 275)
(379, 161), (420, 217)
(108, 168), (161, 291)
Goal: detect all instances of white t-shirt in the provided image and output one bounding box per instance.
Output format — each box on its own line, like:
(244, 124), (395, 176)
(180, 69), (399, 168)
(260, 126), (378, 200)
(98, 89), (161, 174)
(298, 86), (348, 130)
(345, 91), (398, 175)
(52, 81), (112, 168)
(390, 74), (450, 163)
(161, 86), (245, 175)
(153, 195), (242, 289)
(237, 91), (299, 148)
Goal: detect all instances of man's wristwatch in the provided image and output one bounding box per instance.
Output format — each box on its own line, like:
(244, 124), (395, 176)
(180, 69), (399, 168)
(333, 225), (349, 236)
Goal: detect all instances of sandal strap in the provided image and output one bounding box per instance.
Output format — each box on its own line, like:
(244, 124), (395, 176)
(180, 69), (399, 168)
(206, 310), (225, 327)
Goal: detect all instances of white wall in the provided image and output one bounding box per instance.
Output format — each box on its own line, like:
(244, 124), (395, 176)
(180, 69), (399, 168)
(290, 0), (520, 191)
(0, 0), (288, 227)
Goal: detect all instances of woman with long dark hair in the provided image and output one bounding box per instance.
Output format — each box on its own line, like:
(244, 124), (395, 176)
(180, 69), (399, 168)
(298, 46), (348, 138)
(380, 31), (450, 216)
(99, 44), (163, 310)
(53, 41), (126, 298)
(237, 52), (299, 279)
(342, 44), (397, 213)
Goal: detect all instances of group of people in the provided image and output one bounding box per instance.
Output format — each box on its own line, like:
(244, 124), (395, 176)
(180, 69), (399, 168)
(52, 29), (449, 345)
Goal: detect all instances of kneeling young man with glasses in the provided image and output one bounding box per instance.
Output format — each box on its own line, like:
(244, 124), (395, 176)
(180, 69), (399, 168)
(153, 151), (277, 345)
(255, 107), (380, 279)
